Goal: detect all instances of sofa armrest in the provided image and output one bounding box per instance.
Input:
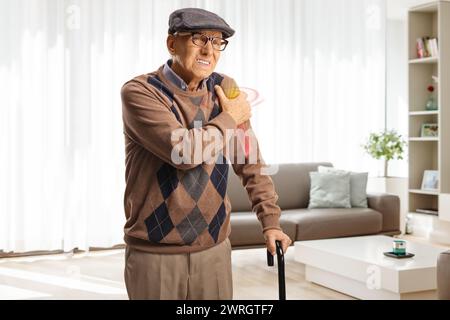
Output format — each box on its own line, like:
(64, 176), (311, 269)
(367, 193), (400, 233)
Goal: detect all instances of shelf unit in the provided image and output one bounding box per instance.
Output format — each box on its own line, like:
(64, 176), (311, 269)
(408, 1), (450, 221)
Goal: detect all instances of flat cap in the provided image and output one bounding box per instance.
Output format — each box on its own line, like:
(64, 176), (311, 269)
(168, 8), (235, 39)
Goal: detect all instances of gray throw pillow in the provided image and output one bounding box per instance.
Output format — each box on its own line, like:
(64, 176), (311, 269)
(308, 171), (351, 209)
(318, 166), (368, 208)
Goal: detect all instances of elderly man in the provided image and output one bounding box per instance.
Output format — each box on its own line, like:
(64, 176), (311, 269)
(121, 8), (291, 300)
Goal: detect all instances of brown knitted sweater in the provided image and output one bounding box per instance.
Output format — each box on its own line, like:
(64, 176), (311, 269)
(121, 65), (281, 254)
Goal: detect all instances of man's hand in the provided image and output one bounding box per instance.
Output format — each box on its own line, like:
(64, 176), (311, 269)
(214, 85), (252, 126)
(263, 229), (292, 256)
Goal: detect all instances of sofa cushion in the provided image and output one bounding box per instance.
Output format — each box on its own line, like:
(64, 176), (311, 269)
(318, 166), (368, 208)
(229, 211), (297, 246)
(308, 171), (352, 208)
(227, 162), (333, 212)
(280, 208), (382, 240)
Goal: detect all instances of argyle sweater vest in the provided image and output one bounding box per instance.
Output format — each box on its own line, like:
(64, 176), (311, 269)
(121, 65), (281, 254)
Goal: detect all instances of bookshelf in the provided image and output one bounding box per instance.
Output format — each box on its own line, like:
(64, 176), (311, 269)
(408, 1), (450, 222)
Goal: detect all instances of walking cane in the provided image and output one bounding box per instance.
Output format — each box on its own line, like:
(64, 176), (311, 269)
(267, 240), (286, 300)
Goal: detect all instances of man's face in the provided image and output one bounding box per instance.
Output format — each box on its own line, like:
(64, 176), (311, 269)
(168, 30), (222, 81)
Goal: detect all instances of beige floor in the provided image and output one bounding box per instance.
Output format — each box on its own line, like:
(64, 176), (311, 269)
(3, 234), (444, 300)
(0, 246), (353, 300)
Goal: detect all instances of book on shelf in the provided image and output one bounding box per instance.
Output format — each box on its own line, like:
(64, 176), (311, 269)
(416, 37), (426, 58)
(416, 37), (439, 58)
(428, 38), (439, 57)
(415, 208), (438, 215)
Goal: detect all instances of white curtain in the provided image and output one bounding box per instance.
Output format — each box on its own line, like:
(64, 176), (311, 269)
(0, 0), (386, 253)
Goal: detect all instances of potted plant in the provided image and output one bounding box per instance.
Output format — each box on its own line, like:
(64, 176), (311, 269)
(363, 130), (408, 233)
(363, 130), (406, 178)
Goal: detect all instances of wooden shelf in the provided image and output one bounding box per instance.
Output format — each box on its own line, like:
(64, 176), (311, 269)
(409, 137), (439, 141)
(409, 110), (439, 116)
(412, 210), (439, 216)
(409, 189), (439, 196)
(409, 57), (439, 64)
(409, 1), (438, 13)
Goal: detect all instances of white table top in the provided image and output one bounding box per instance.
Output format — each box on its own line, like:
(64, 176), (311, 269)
(295, 235), (446, 271)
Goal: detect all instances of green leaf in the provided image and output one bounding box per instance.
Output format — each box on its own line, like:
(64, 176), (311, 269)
(362, 130), (407, 163)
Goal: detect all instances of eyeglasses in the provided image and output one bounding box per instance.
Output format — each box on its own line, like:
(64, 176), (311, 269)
(175, 32), (229, 51)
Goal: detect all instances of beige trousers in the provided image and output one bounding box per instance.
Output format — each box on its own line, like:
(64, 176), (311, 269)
(124, 238), (233, 300)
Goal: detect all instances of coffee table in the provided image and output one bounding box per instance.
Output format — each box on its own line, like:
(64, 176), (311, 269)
(294, 235), (446, 299)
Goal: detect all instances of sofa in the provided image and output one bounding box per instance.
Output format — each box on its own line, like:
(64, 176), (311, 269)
(228, 163), (401, 248)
